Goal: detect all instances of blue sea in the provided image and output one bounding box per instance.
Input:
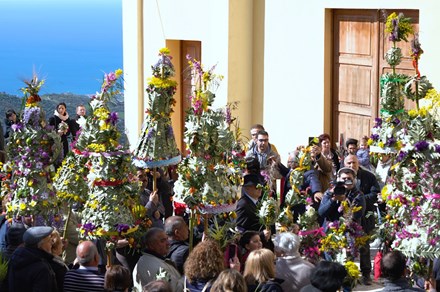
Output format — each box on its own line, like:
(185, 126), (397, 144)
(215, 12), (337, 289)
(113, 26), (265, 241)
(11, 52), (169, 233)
(0, 0), (122, 95)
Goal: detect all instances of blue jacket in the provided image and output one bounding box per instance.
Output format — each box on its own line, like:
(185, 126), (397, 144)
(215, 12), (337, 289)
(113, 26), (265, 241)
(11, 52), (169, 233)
(318, 187), (365, 225)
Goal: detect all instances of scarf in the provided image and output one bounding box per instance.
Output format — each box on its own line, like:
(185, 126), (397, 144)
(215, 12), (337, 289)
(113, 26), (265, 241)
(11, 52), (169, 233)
(54, 110), (69, 121)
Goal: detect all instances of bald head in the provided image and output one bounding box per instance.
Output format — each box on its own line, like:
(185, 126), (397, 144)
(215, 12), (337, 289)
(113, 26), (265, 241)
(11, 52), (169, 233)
(76, 240), (99, 267)
(344, 154), (359, 172)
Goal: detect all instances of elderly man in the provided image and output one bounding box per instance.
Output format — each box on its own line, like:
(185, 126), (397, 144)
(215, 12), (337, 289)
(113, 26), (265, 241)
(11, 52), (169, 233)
(165, 216), (189, 275)
(133, 227), (183, 292)
(274, 232), (315, 292)
(344, 154), (380, 285)
(63, 241), (105, 292)
(8, 226), (57, 291)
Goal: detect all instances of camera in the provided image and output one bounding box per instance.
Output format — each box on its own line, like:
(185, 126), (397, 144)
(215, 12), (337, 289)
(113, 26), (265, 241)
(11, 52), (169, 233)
(333, 181), (347, 196)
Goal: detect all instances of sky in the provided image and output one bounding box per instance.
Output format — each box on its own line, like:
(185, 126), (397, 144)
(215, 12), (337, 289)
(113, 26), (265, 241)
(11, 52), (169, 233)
(0, 0), (123, 95)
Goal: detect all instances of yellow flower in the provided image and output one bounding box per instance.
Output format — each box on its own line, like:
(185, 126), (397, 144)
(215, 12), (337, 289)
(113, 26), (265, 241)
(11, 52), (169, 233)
(115, 69), (123, 77)
(29, 201), (37, 207)
(19, 203), (26, 210)
(159, 47), (170, 55)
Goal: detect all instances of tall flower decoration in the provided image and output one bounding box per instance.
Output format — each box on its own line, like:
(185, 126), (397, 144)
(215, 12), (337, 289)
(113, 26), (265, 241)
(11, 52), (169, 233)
(74, 69), (145, 250)
(133, 48), (181, 169)
(173, 56), (245, 215)
(4, 75), (62, 224)
(374, 13), (440, 279)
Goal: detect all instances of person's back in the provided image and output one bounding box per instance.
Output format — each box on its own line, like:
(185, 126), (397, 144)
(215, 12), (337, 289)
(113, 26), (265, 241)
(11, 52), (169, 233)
(380, 250), (432, 292)
(8, 226), (57, 292)
(64, 241), (105, 292)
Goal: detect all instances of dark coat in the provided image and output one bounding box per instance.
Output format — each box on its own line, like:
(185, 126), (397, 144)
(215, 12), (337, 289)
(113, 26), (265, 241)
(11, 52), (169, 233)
(247, 278), (284, 292)
(318, 188), (365, 224)
(8, 246), (57, 292)
(235, 190), (274, 250)
(167, 240), (189, 275)
(356, 167), (380, 233)
(236, 191), (264, 233)
(48, 115), (73, 157)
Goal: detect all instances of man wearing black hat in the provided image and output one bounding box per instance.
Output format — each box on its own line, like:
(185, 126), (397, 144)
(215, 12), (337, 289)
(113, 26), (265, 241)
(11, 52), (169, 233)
(235, 173), (273, 250)
(8, 226), (57, 291)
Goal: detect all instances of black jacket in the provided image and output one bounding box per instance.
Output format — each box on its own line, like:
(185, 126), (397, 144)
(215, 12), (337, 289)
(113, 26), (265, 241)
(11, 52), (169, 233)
(356, 167), (380, 233)
(8, 246), (57, 292)
(167, 240), (189, 275)
(247, 278), (284, 292)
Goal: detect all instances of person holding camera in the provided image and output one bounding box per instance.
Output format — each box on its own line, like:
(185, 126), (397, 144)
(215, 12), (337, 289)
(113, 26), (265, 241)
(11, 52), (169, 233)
(318, 167), (366, 226)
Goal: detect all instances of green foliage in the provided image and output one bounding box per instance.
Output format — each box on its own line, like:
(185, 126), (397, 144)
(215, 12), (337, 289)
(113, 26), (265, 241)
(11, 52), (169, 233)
(0, 253), (8, 281)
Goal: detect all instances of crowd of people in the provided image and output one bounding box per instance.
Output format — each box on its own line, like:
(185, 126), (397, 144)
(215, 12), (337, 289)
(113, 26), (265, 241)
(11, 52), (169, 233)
(1, 111), (440, 292)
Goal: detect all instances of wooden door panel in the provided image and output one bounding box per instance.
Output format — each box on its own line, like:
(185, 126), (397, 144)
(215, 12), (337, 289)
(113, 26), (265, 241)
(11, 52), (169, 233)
(338, 64), (373, 106)
(338, 113), (372, 144)
(180, 41), (201, 155)
(333, 9), (419, 146)
(333, 10), (379, 145)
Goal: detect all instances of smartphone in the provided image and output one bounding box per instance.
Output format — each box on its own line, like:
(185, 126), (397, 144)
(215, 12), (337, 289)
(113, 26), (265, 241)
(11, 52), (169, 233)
(228, 244), (237, 259)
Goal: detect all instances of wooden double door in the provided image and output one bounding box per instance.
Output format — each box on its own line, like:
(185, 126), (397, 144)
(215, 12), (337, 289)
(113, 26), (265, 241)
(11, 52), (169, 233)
(332, 9), (419, 146)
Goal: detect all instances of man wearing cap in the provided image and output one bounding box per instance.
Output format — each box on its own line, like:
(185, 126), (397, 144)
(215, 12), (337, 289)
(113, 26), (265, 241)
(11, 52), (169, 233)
(8, 226), (57, 291)
(344, 154), (380, 285)
(235, 173), (273, 250)
(318, 167), (365, 226)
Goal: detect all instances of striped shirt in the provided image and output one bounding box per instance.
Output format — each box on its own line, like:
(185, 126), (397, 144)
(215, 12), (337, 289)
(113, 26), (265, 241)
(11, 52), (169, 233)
(64, 266), (105, 292)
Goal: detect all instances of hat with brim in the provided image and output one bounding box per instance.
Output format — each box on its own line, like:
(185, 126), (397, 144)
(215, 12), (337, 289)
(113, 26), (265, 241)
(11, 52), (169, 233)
(243, 174), (263, 187)
(23, 226), (54, 246)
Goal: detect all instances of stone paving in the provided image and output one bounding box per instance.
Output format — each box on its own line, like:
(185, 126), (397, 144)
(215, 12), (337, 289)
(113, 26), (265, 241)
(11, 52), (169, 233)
(353, 247), (383, 292)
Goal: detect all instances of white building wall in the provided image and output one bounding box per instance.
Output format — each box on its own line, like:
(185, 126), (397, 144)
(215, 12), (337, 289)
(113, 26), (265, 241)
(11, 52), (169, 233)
(265, 0), (440, 163)
(122, 0), (229, 148)
(123, 0), (440, 163)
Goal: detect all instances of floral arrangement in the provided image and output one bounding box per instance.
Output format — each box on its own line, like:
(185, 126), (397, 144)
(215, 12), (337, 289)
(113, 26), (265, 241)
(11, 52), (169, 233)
(370, 12), (433, 154)
(257, 197), (279, 230)
(372, 13), (440, 278)
(3, 75), (62, 223)
(277, 138), (318, 231)
(296, 205), (324, 263)
(53, 152), (89, 205)
(173, 57), (245, 213)
(133, 48), (181, 168)
(74, 70), (145, 248)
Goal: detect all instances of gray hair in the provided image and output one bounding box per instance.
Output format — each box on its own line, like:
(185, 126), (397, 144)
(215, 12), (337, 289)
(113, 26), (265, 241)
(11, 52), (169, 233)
(164, 216), (185, 236)
(273, 232), (301, 257)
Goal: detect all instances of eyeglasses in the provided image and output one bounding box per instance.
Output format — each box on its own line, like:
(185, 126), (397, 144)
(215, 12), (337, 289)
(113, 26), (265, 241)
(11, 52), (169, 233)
(258, 139), (268, 142)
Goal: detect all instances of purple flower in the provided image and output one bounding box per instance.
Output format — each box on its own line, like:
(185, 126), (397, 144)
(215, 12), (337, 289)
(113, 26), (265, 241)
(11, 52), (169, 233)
(115, 223), (130, 234)
(106, 112), (119, 126)
(414, 140), (429, 152)
(147, 128), (155, 139)
(225, 107), (232, 125)
(371, 134), (379, 141)
(167, 125), (174, 137)
(11, 122), (23, 131)
(385, 137), (396, 147)
(393, 117), (401, 125)
(435, 145), (440, 154)
(83, 223), (96, 235)
(374, 118), (382, 128)
(396, 151), (407, 162)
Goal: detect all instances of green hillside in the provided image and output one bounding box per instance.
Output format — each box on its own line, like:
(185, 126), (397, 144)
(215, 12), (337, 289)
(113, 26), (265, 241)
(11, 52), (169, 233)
(0, 92), (127, 144)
